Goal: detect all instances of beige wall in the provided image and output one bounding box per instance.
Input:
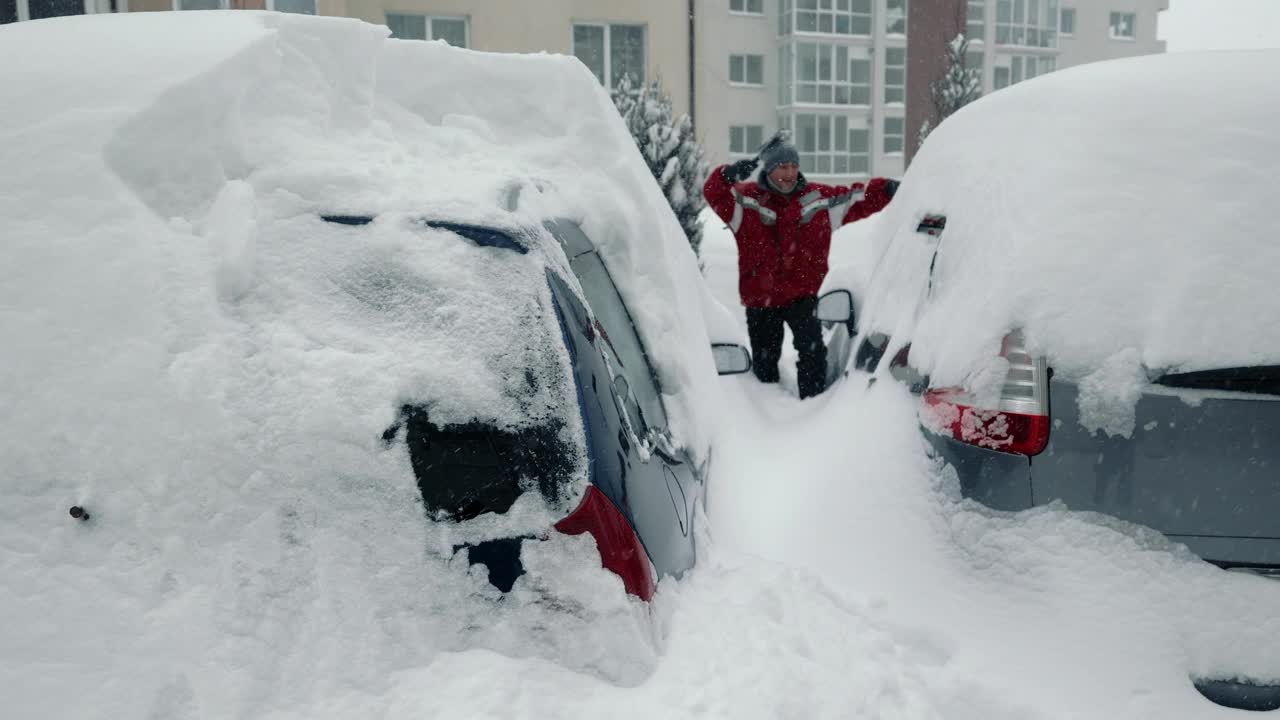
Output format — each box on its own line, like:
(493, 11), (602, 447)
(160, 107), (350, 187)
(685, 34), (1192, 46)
(695, 0), (777, 169)
(331, 0), (691, 116)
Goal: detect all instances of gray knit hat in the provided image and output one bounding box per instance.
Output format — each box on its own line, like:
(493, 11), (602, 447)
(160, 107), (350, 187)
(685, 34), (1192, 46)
(760, 136), (800, 174)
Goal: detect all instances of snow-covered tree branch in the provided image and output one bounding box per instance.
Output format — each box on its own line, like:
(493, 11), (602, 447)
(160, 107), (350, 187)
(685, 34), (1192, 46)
(920, 33), (983, 146)
(611, 76), (710, 260)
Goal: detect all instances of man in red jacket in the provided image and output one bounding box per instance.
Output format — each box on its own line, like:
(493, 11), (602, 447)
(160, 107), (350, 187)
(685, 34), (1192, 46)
(704, 134), (898, 399)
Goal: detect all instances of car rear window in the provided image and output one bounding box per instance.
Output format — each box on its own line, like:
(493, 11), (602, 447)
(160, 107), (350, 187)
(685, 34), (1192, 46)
(390, 405), (578, 522)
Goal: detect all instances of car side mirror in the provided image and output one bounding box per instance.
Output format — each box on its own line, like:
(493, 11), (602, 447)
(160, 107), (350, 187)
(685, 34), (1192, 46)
(815, 289), (853, 323)
(711, 343), (752, 375)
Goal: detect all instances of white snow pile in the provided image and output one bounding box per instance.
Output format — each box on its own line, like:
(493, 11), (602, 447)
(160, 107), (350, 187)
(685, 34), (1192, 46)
(0, 10), (729, 716)
(858, 50), (1280, 389)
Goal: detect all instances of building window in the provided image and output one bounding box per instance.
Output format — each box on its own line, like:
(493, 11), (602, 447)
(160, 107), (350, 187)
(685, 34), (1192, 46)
(1109, 11), (1135, 39)
(3, 0), (122, 20)
(997, 53), (1055, 87)
(730, 125), (766, 155)
(996, 0), (1058, 48)
(884, 47), (906, 104)
(994, 66), (1010, 89)
(886, 0), (906, 34)
(730, 54), (765, 85)
(781, 113), (869, 176)
(730, 0), (764, 14)
(574, 23), (646, 90)
(883, 117), (904, 154)
(176, 0), (224, 9)
(966, 48), (984, 76)
(778, 0), (872, 37)
(785, 42), (870, 105)
(966, 0), (985, 42)
(1059, 6), (1074, 35)
(270, 0), (315, 13)
(387, 14), (469, 47)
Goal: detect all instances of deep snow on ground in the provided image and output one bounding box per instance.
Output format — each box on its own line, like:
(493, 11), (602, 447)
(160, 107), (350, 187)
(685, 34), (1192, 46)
(3, 12), (1280, 720)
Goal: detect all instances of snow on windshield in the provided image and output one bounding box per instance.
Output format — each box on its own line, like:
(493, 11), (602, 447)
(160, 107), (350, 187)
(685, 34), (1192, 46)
(858, 50), (1280, 391)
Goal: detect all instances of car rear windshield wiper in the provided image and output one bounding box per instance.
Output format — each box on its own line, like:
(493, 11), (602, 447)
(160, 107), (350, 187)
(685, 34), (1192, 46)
(320, 216), (529, 254)
(321, 214), (376, 225)
(423, 221), (528, 254)
(1155, 366), (1280, 396)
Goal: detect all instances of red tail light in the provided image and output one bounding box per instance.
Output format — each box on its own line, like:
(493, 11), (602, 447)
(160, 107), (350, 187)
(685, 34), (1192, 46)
(920, 330), (1051, 456)
(554, 485), (656, 601)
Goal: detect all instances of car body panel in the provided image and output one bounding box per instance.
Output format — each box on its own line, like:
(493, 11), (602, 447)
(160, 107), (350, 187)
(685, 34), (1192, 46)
(544, 224), (702, 581)
(1032, 379), (1280, 566)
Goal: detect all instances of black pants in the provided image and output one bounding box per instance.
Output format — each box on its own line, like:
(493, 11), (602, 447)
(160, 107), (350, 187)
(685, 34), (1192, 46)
(745, 296), (828, 399)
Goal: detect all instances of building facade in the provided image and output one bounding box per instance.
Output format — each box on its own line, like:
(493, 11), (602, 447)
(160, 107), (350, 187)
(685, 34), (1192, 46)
(1, 0), (692, 117)
(3, 0), (1164, 180)
(695, 0), (910, 186)
(906, 0), (1167, 162)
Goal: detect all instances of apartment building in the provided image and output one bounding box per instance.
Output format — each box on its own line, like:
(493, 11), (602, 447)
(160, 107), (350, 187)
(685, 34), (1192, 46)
(695, 0), (910, 185)
(3, 0), (1164, 181)
(907, 0), (1167, 161)
(1, 0), (692, 118)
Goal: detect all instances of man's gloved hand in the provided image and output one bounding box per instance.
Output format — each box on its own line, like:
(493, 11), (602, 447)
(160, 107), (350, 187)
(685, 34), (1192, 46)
(723, 157), (759, 183)
(884, 179), (901, 199)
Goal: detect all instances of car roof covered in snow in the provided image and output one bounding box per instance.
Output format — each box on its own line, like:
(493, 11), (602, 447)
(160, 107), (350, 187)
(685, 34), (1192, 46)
(0, 11), (726, 472)
(857, 49), (1280, 388)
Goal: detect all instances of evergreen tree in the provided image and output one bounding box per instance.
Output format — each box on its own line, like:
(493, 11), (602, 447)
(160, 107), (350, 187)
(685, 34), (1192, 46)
(919, 33), (982, 146)
(611, 76), (710, 260)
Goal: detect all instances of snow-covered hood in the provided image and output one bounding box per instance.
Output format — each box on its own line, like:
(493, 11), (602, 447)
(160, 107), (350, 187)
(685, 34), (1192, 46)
(857, 50), (1280, 388)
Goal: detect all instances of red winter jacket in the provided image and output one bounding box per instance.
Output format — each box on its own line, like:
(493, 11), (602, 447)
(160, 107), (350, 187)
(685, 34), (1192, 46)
(704, 167), (895, 308)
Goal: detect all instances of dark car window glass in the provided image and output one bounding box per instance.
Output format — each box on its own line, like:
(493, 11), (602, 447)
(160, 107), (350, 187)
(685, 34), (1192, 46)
(389, 405), (577, 522)
(567, 250), (668, 434)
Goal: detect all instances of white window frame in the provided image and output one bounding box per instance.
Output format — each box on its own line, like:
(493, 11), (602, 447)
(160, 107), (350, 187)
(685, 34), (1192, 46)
(386, 14), (470, 46)
(729, 125), (766, 156)
(883, 116), (904, 155)
(997, 52), (1055, 87)
(729, 54), (765, 86)
(886, 0), (907, 35)
(1109, 11), (1135, 40)
(778, 0), (873, 37)
(12, 0), (125, 20)
(781, 112), (869, 177)
(573, 22), (647, 91)
(884, 46), (906, 104)
(966, 0), (986, 42)
(789, 42), (870, 106)
(1059, 6), (1074, 36)
(729, 0), (764, 15)
(996, 0), (1059, 48)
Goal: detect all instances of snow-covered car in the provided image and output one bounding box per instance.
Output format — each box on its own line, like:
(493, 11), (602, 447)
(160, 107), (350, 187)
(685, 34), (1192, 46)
(349, 213), (749, 600)
(2, 12), (749, 679)
(843, 51), (1280, 578)
(838, 52), (1280, 710)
